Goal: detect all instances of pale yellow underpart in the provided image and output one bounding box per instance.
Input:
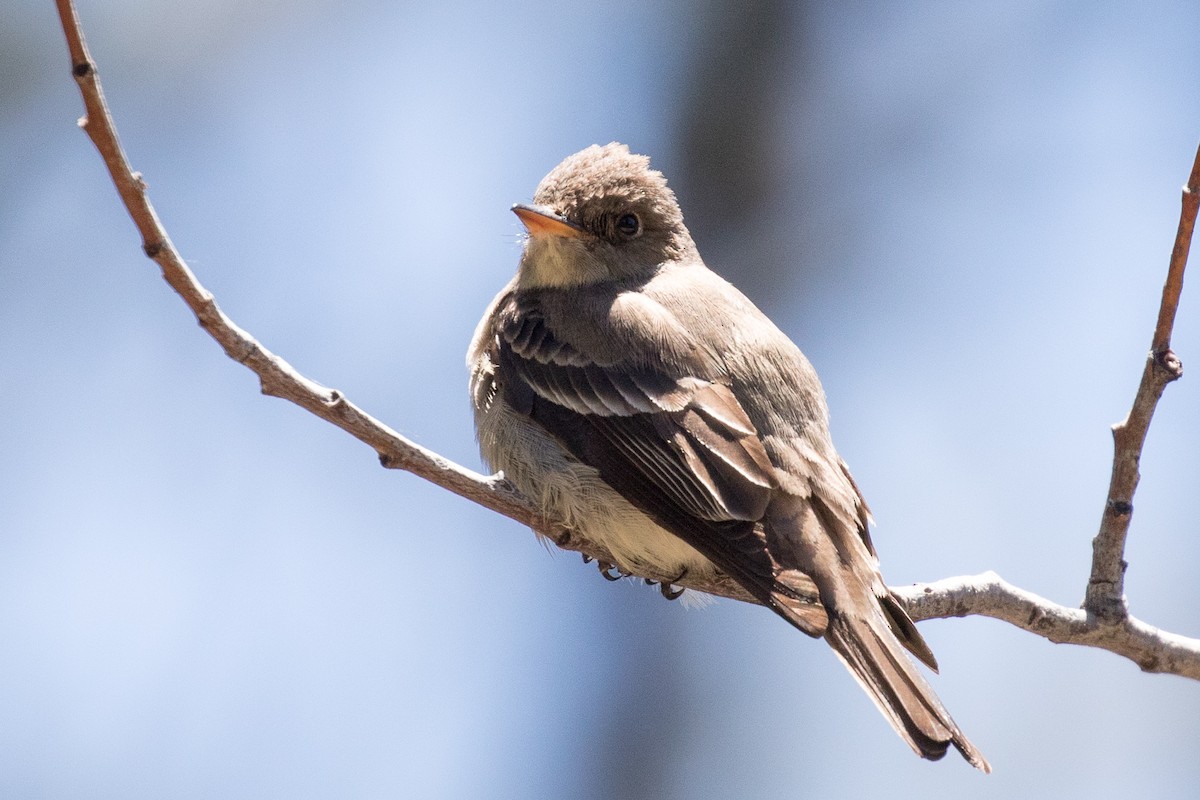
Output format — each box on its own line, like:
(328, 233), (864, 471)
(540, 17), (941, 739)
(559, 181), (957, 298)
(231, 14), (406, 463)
(516, 234), (610, 290)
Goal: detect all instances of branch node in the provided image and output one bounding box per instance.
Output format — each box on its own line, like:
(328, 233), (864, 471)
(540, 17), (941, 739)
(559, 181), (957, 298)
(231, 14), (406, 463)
(72, 60), (93, 78)
(1154, 348), (1183, 380)
(1085, 588), (1129, 623)
(1025, 603), (1046, 628)
(1138, 652), (1162, 673)
(1107, 499), (1133, 518)
(232, 339), (256, 364)
(143, 241), (162, 259)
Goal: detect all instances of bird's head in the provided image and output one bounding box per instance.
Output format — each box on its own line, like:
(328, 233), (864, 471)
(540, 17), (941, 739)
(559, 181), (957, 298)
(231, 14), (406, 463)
(513, 143), (698, 289)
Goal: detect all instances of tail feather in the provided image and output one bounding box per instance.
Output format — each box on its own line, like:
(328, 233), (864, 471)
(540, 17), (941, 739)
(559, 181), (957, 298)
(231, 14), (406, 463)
(764, 489), (986, 769)
(825, 610), (991, 772)
(881, 591), (939, 672)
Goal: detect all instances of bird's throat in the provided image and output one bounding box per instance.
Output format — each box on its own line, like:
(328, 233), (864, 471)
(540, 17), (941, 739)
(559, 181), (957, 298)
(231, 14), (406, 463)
(517, 236), (608, 290)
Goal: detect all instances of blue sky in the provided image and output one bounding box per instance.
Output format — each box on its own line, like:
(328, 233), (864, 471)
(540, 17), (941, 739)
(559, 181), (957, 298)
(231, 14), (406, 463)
(3, 2), (1199, 797)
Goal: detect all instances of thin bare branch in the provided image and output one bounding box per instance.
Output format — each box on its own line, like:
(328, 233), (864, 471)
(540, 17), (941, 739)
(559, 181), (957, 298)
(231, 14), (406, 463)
(56, 1), (1200, 681)
(896, 574), (1200, 681)
(55, 0), (546, 546)
(1085, 143), (1200, 620)
(1153, 144), (1200, 353)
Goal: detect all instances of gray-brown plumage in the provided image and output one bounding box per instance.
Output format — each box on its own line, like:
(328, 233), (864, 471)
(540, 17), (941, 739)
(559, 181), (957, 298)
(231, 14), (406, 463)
(468, 143), (989, 770)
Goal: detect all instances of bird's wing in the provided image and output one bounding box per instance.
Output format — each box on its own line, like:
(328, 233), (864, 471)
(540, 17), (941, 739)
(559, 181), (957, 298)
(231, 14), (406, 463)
(496, 299), (824, 631)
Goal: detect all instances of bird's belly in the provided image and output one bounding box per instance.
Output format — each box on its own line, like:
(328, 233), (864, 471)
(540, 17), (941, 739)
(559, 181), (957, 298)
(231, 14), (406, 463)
(474, 397), (714, 578)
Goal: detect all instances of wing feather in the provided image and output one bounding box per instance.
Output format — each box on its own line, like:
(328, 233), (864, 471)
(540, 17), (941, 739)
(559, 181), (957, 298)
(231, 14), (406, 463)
(493, 294), (795, 600)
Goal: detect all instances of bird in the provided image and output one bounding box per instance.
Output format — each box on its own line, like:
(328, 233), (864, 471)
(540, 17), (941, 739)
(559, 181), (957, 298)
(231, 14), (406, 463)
(467, 142), (989, 771)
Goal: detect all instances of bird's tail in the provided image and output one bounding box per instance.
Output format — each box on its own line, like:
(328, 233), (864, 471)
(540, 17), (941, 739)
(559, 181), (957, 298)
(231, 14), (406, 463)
(824, 607), (991, 772)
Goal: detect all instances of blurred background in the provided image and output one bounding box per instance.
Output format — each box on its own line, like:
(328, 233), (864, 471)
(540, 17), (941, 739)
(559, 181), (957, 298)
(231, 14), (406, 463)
(3, 1), (1199, 797)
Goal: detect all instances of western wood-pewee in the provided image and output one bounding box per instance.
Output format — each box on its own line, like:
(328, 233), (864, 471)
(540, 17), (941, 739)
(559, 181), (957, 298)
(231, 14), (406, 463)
(468, 143), (988, 770)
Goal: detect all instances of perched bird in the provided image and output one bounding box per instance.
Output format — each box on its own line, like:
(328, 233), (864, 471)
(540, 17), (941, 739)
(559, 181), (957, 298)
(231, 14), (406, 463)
(468, 143), (988, 770)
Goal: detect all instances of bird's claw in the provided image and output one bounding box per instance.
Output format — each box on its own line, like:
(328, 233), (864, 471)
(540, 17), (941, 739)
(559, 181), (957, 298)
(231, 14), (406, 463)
(659, 583), (685, 601)
(594, 560), (683, 595)
(597, 561), (629, 581)
(654, 567), (688, 600)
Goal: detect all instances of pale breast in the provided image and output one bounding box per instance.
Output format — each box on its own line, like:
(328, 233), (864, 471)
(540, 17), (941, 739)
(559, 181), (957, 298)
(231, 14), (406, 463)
(470, 335), (714, 579)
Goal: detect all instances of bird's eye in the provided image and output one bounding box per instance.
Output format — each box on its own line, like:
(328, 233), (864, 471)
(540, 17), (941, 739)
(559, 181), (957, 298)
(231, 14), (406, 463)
(615, 213), (641, 239)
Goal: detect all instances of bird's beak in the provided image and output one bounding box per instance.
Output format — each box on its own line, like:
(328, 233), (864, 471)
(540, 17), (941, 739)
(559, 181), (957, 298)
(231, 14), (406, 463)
(512, 203), (587, 240)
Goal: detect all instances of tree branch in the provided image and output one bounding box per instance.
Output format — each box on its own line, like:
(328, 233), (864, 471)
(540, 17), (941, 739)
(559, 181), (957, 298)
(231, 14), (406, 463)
(1085, 144), (1200, 620)
(57, 0), (1200, 680)
(895, 574), (1200, 680)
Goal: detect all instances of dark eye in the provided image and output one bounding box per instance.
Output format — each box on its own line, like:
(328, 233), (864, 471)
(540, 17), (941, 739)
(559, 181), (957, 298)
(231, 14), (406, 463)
(615, 213), (641, 238)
